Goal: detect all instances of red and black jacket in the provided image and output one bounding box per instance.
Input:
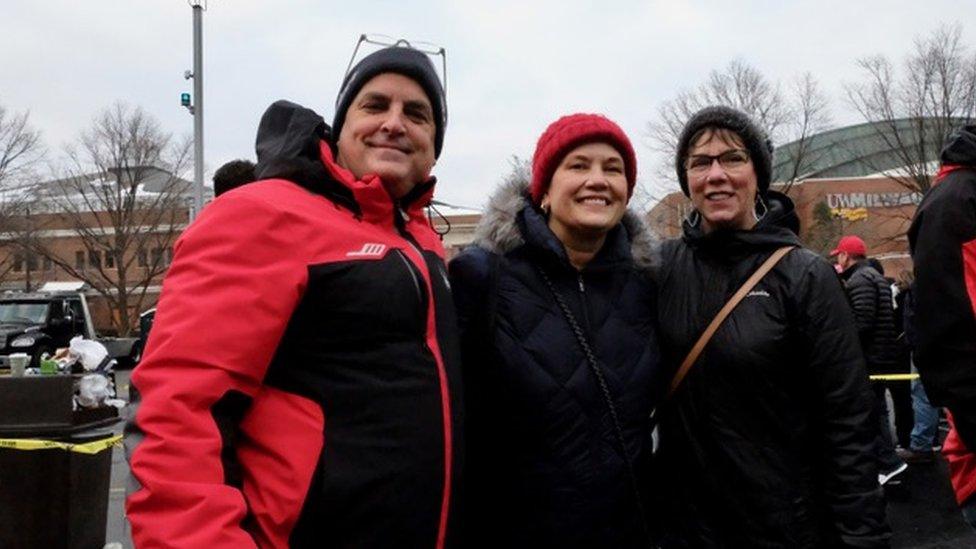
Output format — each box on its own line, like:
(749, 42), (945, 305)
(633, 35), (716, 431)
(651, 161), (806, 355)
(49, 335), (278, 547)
(125, 100), (463, 548)
(908, 124), (976, 439)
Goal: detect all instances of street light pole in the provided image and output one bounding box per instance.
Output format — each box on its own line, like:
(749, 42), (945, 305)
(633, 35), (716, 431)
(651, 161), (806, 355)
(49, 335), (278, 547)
(190, 1), (205, 220)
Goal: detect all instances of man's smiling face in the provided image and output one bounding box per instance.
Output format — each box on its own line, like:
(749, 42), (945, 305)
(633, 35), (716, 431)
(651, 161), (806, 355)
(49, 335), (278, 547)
(336, 72), (436, 198)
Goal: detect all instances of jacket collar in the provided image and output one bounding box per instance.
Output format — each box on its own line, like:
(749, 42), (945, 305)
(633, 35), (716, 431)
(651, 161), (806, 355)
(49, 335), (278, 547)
(472, 176), (657, 272)
(682, 191), (801, 261)
(316, 141), (436, 224)
(254, 99), (436, 225)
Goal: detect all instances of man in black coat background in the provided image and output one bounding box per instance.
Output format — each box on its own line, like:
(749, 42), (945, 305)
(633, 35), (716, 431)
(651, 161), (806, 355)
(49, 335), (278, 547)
(833, 235), (908, 485)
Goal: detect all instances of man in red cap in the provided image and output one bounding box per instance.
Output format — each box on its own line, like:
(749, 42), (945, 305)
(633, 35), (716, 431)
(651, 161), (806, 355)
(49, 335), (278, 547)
(832, 235), (907, 485)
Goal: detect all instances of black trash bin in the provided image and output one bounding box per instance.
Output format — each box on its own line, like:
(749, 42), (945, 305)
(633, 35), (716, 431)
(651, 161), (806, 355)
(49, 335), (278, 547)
(0, 375), (119, 549)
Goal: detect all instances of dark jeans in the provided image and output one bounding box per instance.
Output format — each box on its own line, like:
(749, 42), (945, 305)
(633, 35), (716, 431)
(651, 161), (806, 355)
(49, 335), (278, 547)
(910, 364), (940, 452)
(888, 378), (914, 448)
(874, 384), (905, 470)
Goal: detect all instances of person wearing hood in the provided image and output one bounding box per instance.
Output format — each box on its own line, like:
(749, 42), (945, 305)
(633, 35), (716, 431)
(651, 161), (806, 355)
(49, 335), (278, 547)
(652, 106), (889, 547)
(449, 114), (663, 547)
(126, 42), (463, 548)
(908, 123), (976, 527)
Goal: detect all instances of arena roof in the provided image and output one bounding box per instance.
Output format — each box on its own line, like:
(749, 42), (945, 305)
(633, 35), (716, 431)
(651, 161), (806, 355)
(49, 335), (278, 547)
(770, 117), (971, 182)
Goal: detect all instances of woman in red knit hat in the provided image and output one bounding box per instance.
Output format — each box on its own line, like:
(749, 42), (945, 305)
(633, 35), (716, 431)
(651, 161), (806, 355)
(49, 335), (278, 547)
(449, 113), (664, 547)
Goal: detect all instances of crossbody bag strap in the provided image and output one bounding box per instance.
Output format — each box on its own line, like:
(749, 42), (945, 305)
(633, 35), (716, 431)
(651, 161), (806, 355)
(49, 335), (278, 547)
(535, 265), (652, 547)
(667, 245), (796, 398)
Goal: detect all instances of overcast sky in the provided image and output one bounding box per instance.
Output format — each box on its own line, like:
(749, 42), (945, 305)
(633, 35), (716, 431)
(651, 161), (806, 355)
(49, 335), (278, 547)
(3, 1), (974, 209)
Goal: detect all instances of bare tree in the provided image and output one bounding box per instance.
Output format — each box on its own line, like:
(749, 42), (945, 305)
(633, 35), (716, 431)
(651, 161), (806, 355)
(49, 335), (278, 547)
(845, 23), (976, 193)
(776, 72), (833, 192)
(0, 103), (44, 185)
(646, 60), (832, 194)
(30, 102), (192, 335)
(648, 59), (791, 160)
(0, 102), (47, 289)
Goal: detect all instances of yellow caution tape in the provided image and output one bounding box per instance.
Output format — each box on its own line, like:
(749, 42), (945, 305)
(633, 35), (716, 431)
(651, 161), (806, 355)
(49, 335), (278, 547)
(0, 434), (121, 455)
(869, 373), (920, 381)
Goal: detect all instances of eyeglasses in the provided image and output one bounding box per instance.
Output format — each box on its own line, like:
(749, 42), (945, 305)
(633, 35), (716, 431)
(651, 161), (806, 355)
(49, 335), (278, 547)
(684, 149), (751, 176)
(344, 33), (448, 117)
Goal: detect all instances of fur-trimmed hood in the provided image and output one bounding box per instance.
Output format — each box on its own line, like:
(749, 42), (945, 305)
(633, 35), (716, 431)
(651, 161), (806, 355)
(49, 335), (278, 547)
(472, 177), (658, 271)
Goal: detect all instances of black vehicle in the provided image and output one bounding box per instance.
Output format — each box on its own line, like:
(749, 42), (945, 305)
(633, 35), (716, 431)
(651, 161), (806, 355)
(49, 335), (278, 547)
(0, 291), (140, 369)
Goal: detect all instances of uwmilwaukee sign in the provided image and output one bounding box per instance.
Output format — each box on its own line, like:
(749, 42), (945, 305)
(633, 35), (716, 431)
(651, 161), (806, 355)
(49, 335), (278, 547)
(825, 192), (922, 209)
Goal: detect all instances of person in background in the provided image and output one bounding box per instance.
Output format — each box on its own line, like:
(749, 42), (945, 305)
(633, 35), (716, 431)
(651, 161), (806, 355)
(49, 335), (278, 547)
(869, 258), (913, 450)
(212, 158), (256, 196)
(908, 123), (976, 529)
(832, 235), (907, 485)
(449, 113), (663, 547)
(653, 105), (889, 548)
(893, 274), (941, 463)
(125, 41), (463, 548)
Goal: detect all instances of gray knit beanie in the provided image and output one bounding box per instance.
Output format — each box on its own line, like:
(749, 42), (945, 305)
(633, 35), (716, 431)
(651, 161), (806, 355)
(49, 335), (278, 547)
(332, 46), (447, 158)
(675, 106), (773, 196)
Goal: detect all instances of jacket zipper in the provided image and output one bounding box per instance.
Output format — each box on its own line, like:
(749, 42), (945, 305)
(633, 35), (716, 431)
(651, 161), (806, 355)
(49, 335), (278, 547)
(393, 202), (453, 549)
(393, 249), (425, 319)
(577, 272), (593, 331)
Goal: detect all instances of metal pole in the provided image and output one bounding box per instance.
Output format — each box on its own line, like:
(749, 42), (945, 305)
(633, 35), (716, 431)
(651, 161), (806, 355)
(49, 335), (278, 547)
(192, 4), (204, 220)
(24, 205), (31, 292)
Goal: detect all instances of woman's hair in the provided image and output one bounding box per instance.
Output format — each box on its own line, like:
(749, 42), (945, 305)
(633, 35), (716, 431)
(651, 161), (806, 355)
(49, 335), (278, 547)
(684, 127), (746, 155)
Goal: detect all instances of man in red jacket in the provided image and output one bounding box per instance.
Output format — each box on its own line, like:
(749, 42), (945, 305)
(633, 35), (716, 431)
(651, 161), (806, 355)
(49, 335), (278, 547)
(125, 42), (464, 548)
(909, 123), (976, 528)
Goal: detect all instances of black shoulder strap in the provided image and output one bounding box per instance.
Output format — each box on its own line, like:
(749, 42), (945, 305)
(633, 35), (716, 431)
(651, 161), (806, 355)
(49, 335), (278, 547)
(483, 252), (502, 338)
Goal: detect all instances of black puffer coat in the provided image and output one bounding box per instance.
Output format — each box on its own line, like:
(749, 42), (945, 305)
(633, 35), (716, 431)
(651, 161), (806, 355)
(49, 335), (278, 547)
(653, 192), (889, 548)
(840, 261), (898, 374)
(449, 180), (665, 548)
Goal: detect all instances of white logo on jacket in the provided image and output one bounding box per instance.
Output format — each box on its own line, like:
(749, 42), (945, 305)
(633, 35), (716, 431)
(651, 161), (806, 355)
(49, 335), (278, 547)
(347, 243), (387, 257)
(746, 289), (771, 298)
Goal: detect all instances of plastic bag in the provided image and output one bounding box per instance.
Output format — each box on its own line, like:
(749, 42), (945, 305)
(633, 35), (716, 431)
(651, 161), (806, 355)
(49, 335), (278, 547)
(76, 374), (114, 408)
(68, 336), (109, 372)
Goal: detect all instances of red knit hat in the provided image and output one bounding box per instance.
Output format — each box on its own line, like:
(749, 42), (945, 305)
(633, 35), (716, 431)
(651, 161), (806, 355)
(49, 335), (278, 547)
(530, 113), (637, 205)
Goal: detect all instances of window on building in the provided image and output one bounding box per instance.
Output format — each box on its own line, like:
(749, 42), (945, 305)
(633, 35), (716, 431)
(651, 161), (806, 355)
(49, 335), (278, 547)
(137, 249), (148, 268)
(89, 250), (101, 269)
(12, 253), (23, 273)
(26, 255), (38, 272)
(44, 256), (53, 272)
(105, 251), (115, 269)
(75, 251), (85, 270)
(151, 247), (163, 267)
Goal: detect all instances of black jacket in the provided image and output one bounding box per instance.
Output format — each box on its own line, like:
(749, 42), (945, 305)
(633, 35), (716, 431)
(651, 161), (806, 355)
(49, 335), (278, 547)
(653, 192), (889, 548)
(840, 261), (898, 374)
(448, 180), (664, 548)
(908, 124), (976, 413)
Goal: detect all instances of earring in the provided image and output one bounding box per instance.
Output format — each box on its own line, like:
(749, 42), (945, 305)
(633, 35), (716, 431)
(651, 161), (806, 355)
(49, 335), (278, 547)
(540, 202), (551, 216)
(754, 195), (768, 222)
(686, 209), (701, 227)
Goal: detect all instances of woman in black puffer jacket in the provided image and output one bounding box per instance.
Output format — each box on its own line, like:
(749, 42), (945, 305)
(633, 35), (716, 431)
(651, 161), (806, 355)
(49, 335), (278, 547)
(449, 114), (664, 548)
(652, 106), (890, 548)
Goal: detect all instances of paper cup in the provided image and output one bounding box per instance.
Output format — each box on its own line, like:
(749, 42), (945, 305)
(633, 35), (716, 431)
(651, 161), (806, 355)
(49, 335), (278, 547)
(9, 353), (29, 377)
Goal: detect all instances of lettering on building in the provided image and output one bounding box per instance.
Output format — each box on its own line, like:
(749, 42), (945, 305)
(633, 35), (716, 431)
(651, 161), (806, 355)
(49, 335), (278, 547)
(825, 192), (922, 210)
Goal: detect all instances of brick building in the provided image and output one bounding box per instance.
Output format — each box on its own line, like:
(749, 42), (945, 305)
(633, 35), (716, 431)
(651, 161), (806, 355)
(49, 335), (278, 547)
(0, 176), (479, 332)
(0, 167), (204, 333)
